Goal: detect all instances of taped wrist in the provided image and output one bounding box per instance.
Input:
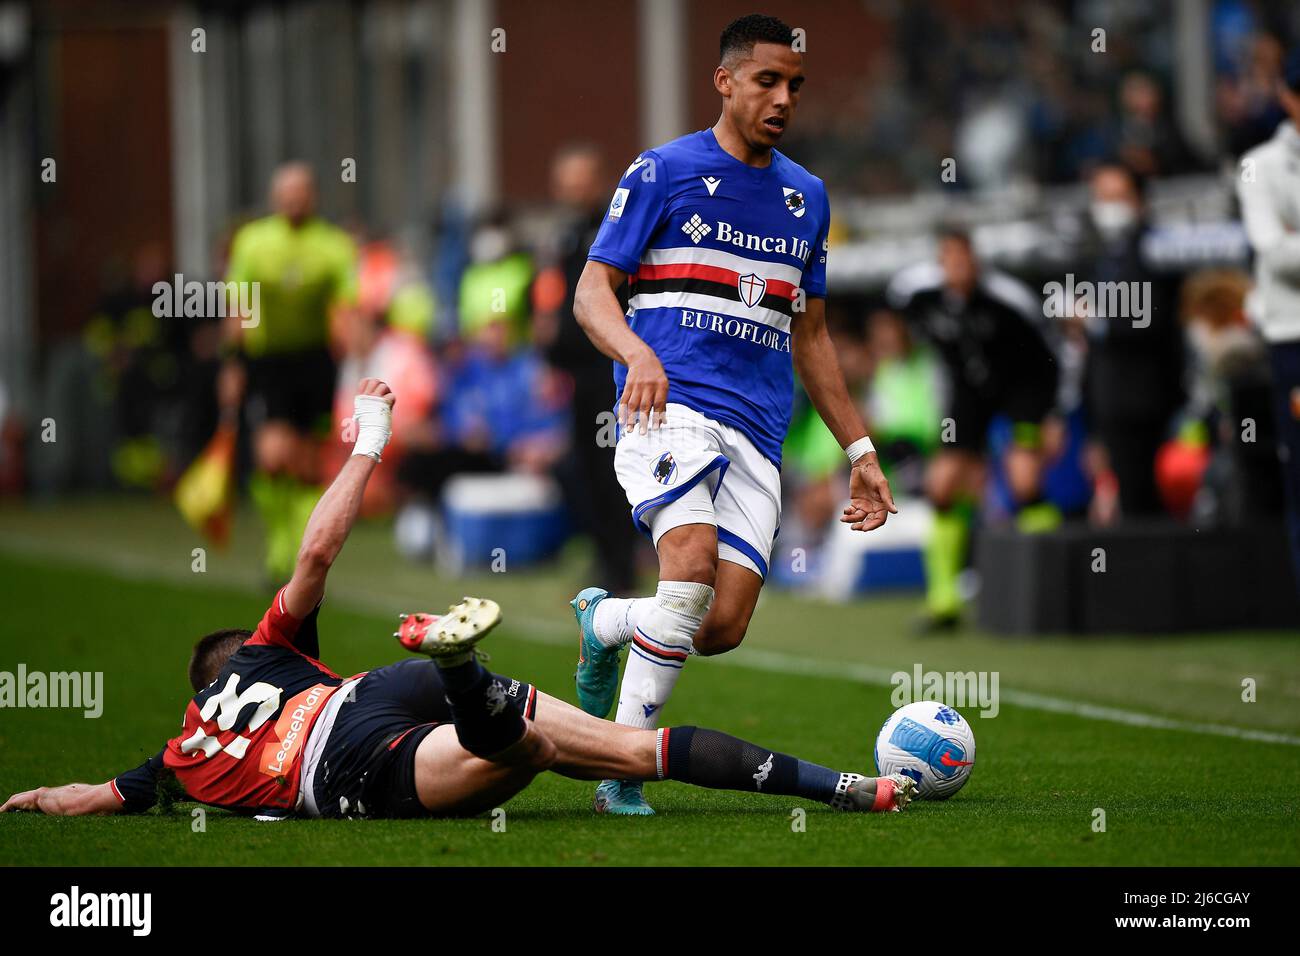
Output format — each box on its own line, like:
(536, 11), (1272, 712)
(845, 436), (875, 464)
(351, 394), (392, 460)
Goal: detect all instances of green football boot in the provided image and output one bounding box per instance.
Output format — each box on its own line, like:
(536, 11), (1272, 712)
(571, 587), (621, 718)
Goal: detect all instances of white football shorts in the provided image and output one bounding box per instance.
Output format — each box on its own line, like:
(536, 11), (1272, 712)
(614, 402), (781, 579)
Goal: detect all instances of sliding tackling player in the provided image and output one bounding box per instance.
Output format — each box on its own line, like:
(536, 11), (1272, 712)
(2, 379), (915, 820)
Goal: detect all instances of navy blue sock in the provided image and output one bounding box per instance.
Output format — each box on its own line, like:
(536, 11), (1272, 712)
(435, 658), (525, 758)
(663, 726), (853, 804)
(437, 656), (487, 694)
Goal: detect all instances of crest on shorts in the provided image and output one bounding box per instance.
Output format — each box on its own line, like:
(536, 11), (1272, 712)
(737, 272), (767, 308)
(652, 452), (678, 485)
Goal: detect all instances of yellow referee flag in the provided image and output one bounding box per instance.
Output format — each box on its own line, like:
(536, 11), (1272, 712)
(174, 424), (236, 549)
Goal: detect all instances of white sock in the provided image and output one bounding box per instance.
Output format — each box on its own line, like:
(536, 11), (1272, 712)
(592, 596), (655, 648)
(613, 580), (714, 731)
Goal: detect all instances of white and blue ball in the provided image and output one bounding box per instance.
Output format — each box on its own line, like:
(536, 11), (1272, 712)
(874, 701), (976, 799)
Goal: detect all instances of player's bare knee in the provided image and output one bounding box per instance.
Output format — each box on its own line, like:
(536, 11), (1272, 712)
(663, 548), (717, 586)
(489, 721), (556, 772)
(715, 620), (748, 654)
(692, 617), (746, 656)
(658, 524), (719, 585)
(528, 727), (558, 772)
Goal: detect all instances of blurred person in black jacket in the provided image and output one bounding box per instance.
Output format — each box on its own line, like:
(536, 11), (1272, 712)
(1081, 163), (1187, 522)
(888, 229), (1060, 632)
(1116, 72), (1202, 179)
(535, 143), (639, 593)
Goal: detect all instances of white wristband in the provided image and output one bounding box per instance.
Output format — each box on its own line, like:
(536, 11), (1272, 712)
(351, 394), (392, 461)
(845, 436), (875, 464)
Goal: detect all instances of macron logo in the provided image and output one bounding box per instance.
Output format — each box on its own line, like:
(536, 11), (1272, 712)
(50, 886), (151, 936)
(701, 176), (721, 196)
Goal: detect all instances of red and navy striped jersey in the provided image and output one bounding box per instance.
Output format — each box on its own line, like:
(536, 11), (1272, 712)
(587, 128), (830, 466)
(111, 588), (358, 817)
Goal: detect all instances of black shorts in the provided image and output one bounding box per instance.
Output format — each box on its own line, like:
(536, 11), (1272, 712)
(946, 365), (1057, 452)
(244, 348), (336, 435)
(311, 659), (537, 819)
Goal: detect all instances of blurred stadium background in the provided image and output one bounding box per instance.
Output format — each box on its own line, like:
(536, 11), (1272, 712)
(0, 0), (1298, 630)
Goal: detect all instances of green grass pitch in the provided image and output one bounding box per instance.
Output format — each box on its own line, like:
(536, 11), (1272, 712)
(0, 499), (1297, 865)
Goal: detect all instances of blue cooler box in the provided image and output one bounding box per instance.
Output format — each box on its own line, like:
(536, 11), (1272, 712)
(440, 473), (569, 571)
(787, 498), (931, 600)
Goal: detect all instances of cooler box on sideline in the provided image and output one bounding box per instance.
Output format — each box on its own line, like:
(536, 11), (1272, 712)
(440, 473), (569, 573)
(771, 498), (931, 600)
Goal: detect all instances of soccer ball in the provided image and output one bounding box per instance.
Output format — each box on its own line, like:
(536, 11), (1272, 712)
(874, 701), (976, 799)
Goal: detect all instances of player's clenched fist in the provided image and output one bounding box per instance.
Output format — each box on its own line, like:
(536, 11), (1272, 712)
(356, 377), (396, 408)
(352, 378), (395, 461)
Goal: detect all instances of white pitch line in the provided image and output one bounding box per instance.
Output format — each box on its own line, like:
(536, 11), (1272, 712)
(4, 538), (1298, 747)
(456, 620), (1300, 748)
(724, 648), (1300, 748)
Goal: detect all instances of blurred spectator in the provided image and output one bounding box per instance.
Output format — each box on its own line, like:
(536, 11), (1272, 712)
(447, 318), (567, 470)
(0, 373), (26, 496)
(888, 229), (1060, 631)
(1116, 71), (1202, 177)
(1218, 31), (1288, 157)
(1237, 51), (1300, 594)
(397, 312), (567, 510)
(1174, 268), (1279, 523)
(457, 212), (532, 343)
(394, 210), (567, 537)
(330, 239), (441, 517)
(781, 1), (1211, 194)
(533, 143), (640, 594)
(862, 308), (944, 498)
(89, 242), (180, 490)
(1080, 162), (1186, 522)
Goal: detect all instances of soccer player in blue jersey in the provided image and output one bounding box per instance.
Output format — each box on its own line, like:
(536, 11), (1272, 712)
(570, 14), (897, 814)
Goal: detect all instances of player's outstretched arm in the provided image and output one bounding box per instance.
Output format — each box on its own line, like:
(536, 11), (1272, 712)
(574, 259), (668, 432)
(1, 782), (121, 816)
(791, 298), (896, 531)
(282, 378), (395, 619)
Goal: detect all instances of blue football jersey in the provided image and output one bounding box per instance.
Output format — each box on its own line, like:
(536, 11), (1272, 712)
(587, 128), (830, 466)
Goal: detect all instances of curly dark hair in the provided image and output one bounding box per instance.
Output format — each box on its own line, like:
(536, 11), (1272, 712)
(719, 14), (795, 66)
